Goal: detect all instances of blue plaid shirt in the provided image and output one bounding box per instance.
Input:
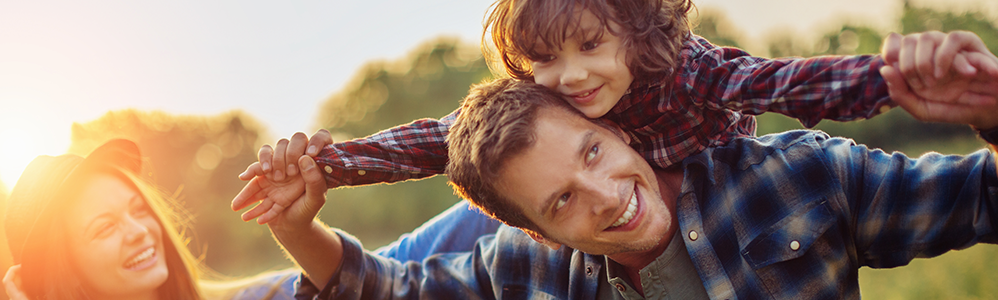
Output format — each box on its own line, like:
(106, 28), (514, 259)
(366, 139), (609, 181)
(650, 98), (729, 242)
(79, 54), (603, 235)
(298, 130), (998, 300)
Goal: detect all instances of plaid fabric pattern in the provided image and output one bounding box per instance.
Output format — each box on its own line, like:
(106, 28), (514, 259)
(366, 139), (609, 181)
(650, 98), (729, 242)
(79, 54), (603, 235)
(299, 131), (998, 300)
(315, 34), (893, 189)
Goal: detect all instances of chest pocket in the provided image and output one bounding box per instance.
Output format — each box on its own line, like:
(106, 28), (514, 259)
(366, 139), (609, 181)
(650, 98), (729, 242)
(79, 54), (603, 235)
(740, 198), (834, 269)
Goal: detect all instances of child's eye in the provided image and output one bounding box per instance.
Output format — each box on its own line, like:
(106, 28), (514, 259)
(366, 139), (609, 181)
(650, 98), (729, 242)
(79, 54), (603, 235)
(532, 54), (556, 63)
(585, 144), (599, 163)
(581, 41), (599, 51)
(555, 193), (570, 210)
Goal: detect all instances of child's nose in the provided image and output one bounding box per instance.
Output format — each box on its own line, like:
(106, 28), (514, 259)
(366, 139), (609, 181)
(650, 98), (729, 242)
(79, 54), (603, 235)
(559, 60), (589, 86)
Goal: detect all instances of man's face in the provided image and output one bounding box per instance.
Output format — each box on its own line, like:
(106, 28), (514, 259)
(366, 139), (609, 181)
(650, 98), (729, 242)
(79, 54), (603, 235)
(496, 107), (674, 257)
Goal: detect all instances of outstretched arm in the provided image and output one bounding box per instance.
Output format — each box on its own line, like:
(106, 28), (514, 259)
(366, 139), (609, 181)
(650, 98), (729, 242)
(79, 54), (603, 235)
(266, 154), (343, 287)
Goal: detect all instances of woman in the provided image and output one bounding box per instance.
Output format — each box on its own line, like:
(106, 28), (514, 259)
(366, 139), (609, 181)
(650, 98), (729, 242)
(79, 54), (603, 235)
(3, 139), (295, 299)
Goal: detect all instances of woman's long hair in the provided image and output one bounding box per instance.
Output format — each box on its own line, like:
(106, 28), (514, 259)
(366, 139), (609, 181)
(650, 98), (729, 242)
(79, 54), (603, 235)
(20, 168), (203, 299)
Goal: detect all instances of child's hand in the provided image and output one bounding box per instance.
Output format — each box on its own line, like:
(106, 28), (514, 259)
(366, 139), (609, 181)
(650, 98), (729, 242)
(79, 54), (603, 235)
(265, 154), (328, 232)
(880, 31), (998, 106)
(232, 129), (333, 224)
(882, 47), (998, 130)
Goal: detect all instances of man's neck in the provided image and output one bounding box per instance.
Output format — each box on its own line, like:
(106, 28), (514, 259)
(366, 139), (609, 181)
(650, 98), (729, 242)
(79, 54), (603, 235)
(605, 166), (684, 293)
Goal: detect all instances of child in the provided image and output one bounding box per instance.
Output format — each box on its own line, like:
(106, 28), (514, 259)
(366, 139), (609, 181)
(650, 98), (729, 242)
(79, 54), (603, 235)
(233, 0), (998, 259)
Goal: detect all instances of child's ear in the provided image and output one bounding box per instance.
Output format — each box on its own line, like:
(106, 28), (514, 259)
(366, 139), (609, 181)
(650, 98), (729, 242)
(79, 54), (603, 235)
(522, 229), (562, 250)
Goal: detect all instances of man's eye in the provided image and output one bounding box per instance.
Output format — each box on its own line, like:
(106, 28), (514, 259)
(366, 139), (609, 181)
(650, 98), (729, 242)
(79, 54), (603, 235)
(585, 144), (599, 163)
(581, 41), (599, 51)
(555, 193), (570, 210)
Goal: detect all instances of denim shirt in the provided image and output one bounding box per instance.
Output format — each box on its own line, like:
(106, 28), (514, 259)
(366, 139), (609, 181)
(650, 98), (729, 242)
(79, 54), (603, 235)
(298, 130), (998, 300)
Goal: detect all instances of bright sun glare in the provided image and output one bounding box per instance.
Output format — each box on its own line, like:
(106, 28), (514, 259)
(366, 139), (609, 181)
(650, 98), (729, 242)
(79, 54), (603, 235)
(0, 129), (37, 194)
(0, 129), (70, 195)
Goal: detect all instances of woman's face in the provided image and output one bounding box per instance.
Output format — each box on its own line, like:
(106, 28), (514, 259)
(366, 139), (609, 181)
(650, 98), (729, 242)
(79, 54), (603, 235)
(62, 173), (169, 299)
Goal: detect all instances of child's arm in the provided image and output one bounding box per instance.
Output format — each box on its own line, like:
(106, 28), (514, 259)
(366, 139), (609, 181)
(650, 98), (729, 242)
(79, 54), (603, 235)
(233, 127), (501, 262)
(682, 31), (995, 128)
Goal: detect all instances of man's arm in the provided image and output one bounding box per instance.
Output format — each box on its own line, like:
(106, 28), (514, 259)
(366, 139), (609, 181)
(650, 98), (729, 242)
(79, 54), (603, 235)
(266, 155), (343, 287)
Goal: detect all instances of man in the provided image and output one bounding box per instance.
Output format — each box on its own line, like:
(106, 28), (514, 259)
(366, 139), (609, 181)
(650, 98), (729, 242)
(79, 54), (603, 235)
(261, 73), (998, 299)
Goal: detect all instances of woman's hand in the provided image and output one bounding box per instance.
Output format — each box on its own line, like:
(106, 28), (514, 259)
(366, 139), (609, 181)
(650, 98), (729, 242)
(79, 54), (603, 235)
(4, 265), (30, 300)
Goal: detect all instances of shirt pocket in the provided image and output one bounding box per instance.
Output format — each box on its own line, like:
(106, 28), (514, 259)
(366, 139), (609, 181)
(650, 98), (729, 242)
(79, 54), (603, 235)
(740, 198), (855, 298)
(741, 198), (834, 268)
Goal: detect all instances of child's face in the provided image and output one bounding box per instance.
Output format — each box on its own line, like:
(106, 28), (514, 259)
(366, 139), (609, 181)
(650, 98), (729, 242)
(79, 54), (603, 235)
(530, 9), (633, 118)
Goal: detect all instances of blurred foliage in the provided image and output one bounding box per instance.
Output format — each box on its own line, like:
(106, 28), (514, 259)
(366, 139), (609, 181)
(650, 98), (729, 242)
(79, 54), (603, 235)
(63, 110), (293, 277)
(692, 8), (742, 48)
(314, 37), (493, 248)
(900, 0), (998, 53)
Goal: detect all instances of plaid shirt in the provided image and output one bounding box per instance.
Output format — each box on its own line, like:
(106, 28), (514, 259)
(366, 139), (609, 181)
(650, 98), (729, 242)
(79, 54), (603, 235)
(315, 35), (893, 188)
(298, 130), (998, 299)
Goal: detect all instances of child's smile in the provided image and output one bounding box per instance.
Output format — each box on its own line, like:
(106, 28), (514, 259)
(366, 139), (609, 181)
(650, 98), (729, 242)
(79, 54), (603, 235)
(530, 8), (634, 118)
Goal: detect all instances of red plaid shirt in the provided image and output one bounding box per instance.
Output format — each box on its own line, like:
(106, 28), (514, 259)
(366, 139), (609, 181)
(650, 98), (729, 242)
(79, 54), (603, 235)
(315, 34), (892, 188)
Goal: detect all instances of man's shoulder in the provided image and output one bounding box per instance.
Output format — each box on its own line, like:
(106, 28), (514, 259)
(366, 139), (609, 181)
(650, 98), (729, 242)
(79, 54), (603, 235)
(690, 130), (834, 165)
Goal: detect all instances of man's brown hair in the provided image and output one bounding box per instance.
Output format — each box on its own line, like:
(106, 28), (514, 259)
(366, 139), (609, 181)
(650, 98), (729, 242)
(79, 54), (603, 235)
(483, 0), (694, 82)
(447, 78), (585, 234)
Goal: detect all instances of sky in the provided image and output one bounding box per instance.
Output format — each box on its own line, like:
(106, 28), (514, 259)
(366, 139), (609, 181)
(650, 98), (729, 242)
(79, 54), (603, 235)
(0, 0), (994, 191)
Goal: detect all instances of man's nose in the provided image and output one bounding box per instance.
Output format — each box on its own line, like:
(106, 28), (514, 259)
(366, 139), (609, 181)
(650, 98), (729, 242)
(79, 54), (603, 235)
(579, 179), (619, 216)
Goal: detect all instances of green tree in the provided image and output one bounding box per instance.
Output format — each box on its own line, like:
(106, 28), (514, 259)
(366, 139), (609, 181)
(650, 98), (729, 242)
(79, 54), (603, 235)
(314, 37), (493, 248)
(900, 0), (998, 53)
(692, 8), (742, 48)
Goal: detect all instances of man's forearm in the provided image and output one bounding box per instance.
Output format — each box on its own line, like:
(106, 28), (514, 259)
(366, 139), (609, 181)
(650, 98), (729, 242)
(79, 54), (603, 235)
(271, 220), (343, 287)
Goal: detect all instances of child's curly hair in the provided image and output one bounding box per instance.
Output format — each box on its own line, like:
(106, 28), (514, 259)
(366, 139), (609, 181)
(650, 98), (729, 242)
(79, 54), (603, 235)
(484, 0), (694, 82)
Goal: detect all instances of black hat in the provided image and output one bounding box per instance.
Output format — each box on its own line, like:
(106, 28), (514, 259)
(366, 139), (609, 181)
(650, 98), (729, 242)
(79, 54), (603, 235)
(4, 139), (142, 264)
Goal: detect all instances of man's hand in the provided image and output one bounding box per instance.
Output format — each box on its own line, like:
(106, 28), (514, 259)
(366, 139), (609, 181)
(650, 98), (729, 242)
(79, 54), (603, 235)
(880, 31), (998, 106)
(881, 50), (998, 130)
(232, 129), (333, 224)
(265, 153), (343, 288)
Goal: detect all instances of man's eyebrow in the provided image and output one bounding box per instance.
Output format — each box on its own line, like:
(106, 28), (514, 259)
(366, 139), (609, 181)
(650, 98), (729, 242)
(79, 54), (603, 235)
(540, 130), (596, 218)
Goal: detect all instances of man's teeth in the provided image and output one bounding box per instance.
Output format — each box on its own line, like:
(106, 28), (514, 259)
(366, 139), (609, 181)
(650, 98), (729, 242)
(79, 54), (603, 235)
(611, 192), (638, 228)
(125, 248), (155, 269)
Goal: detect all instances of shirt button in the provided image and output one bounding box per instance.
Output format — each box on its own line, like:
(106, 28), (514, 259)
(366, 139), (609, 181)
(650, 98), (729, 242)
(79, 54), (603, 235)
(790, 240), (801, 251)
(357, 170), (366, 176)
(615, 283), (626, 293)
(688, 230), (699, 241)
(585, 266), (593, 275)
(323, 165), (333, 174)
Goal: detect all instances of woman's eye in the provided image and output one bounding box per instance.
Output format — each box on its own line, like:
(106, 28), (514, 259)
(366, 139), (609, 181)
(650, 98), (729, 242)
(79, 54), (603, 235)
(585, 144), (599, 163)
(94, 223), (115, 238)
(555, 193), (570, 210)
(132, 204), (152, 217)
(581, 41), (599, 51)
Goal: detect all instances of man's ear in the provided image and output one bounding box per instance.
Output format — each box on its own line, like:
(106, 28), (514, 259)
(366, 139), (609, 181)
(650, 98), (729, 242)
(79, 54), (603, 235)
(521, 229), (562, 250)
